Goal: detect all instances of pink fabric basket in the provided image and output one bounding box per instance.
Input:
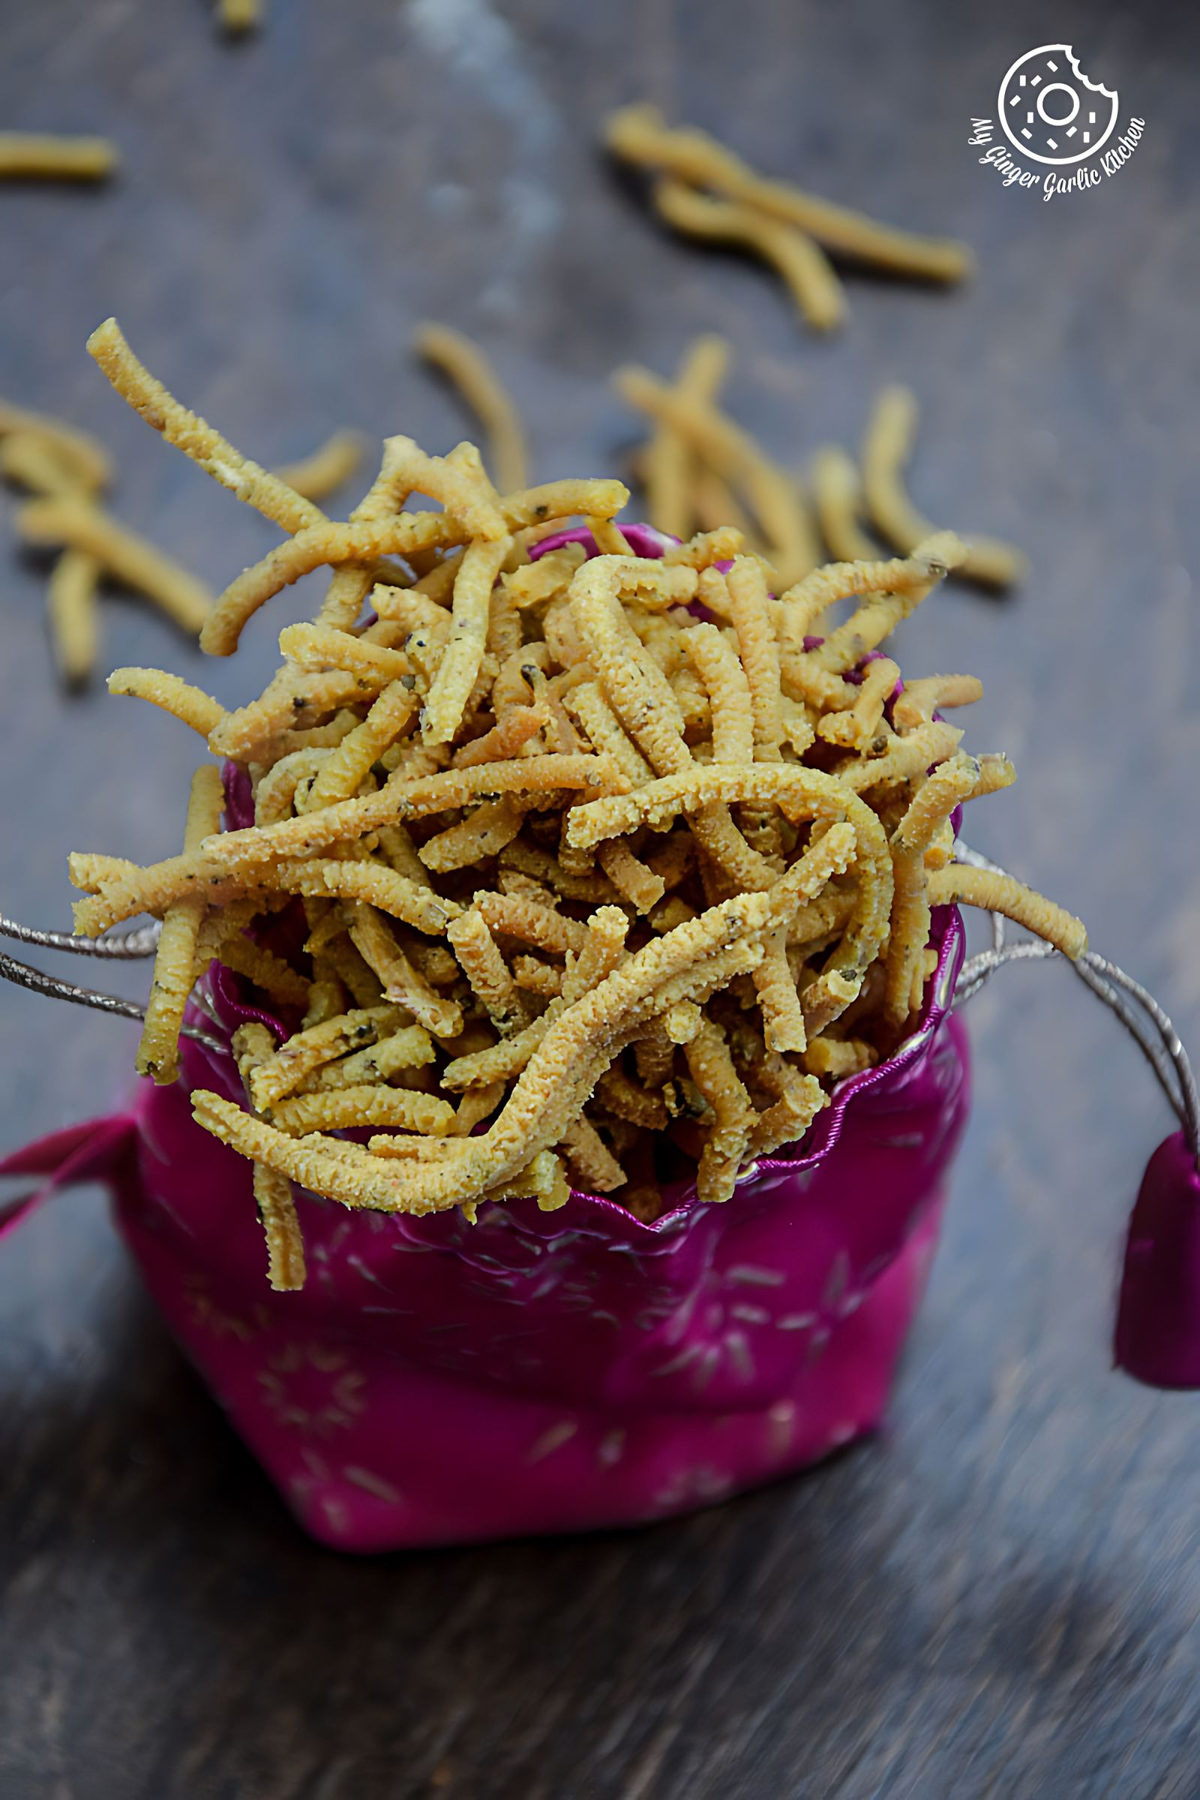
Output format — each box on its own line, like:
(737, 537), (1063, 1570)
(0, 912), (969, 1552)
(5, 528), (1195, 1540)
(0, 522), (980, 1550)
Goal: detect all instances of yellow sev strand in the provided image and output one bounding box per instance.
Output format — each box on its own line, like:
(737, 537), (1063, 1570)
(641, 334), (729, 541)
(17, 495), (213, 634)
(811, 446), (882, 564)
(1, 433), (89, 497)
(0, 134), (118, 181)
(86, 318), (326, 536)
(929, 863), (1087, 959)
(274, 431), (363, 500)
(107, 667), (226, 738)
(605, 105), (973, 283)
(862, 386), (1027, 589)
(652, 177), (845, 333)
(136, 765), (225, 1084)
(421, 535), (512, 745)
(415, 322), (528, 493)
(615, 364), (818, 586)
(0, 401), (111, 492)
(219, 0), (262, 34)
(231, 1025), (306, 1291)
(47, 550), (100, 688)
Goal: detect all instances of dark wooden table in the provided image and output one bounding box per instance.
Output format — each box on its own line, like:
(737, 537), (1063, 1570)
(2, 2), (1198, 1793)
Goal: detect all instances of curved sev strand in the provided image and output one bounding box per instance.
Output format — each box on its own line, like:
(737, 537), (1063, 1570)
(18, 496), (213, 635)
(0, 133), (118, 181)
(415, 323), (528, 494)
(652, 177), (845, 333)
(274, 432), (364, 501)
(87, 318), (325, 536)
(811, 447), (881, 564)
(615, 366), (818, 586)
(862, 386), (1026, 590)
(605, 106), (973, 284)
(928, 864), (1086, 960)
(641, 335), (728, 540)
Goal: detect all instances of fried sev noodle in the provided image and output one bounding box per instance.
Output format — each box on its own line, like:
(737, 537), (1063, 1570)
(273, 431), (364, 501)
(66, 325), (1084, 1288)
(606, 107), (973, 284)
(0, 400), (110, 685)
(617, 343), (1026, 596)
(219, 0), (262, 36)
(415, 323), (528, 495)
(0, 135), (119, 180)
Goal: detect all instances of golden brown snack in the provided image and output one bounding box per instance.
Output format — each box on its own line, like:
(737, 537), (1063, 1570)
(652, 177), (845, 332)
(640, 336), (729, 541)
(0, 134), (118, 181)
(136, 766), (225, 1085)
(606, 106), (972, 284)
(862, 386), (1027, 589)
(60, 339), (1081, 1270)
(18, 495), (213, 634)
(274, 431), (364, 501)
(218, 0), (261, 32)
(616, 365), (818, 585)
(47, 550), (100, 689)
(415, 323), (528, 494)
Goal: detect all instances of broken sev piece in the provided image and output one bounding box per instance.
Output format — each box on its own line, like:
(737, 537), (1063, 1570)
(56, 325), (1087, 1286)
(862, 386), (1026, 589)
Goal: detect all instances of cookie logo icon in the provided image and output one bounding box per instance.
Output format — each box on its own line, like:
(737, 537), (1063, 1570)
(998, 45), (1119, 166)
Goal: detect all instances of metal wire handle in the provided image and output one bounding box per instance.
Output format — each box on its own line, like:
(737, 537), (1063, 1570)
(0, 914), (162, 958)
(0, 914), (222, 1054)
(953, 843), (1200, 1164)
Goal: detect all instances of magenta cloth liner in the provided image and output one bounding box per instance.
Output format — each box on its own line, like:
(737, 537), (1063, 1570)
(0, 912), (969, 1552)
(533, 523), (680, 561)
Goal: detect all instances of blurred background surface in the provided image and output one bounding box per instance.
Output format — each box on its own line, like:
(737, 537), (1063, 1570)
(0, 1), (1198, 1794)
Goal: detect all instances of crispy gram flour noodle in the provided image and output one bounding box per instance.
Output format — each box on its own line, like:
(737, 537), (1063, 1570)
(68, 319), (1085, 1289)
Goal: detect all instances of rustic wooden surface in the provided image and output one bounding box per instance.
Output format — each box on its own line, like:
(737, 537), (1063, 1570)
(1, 1), (1197, 1794)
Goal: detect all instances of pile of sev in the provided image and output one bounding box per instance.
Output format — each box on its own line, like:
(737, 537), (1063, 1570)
(605, 106), (974, 333)
(67, 318), (1084, 1291)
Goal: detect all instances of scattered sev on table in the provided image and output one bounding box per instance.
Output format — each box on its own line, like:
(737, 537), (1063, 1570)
(415, 324), (529, 495)
(0, 134), (118, 181)
(859, 386), (1027, 589)
(605, 105), (974, 333)
(64, 319), (1082, 1288)
(218, 0), (262, 35)
(274, 431), (364, 502)
(0, 373), (369, 686)
(617, 341), (1026, 590)
(0, 398), (215, 684)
